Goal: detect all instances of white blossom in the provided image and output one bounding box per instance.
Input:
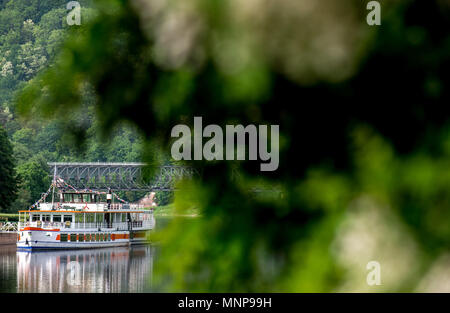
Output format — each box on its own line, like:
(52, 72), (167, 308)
(1, 61), (13, 77)
(23, 19), (34, 27)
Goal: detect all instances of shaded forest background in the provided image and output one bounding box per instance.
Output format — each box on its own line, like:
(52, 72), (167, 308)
(0, 0), (172, 212)
(1, 0), (450, 293)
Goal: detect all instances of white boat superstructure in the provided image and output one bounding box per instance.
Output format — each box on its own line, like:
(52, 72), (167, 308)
(17, 189), (155, 251)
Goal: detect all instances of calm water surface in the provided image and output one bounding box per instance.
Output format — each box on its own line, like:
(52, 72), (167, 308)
(0, 217), (176, 293)
(0, 243), (157, 293)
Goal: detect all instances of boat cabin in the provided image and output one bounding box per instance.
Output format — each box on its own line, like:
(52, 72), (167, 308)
(18, 210), (151, 230)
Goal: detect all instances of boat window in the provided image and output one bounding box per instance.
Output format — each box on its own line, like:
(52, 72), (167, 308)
(78, 234), (85, 242)
(63, 215), (73, 223)
(53, 215), (61, 222)
(107, 233), (111, 241)
(82, 194), (91, 203)
(73, 194), (82, 203)
(60, 234), (68, 242)
(75, 214), (84, 223)
(42, 215), (50, 222)
(70, 233), (77, 242)
(86, 213), (94, 223)
(32, 215), (39, 222)
(95, 214), (103, 223)
(63, 194), (73, 202)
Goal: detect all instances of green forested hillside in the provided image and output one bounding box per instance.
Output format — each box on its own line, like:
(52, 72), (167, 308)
(0, 1), (154, 212)
(2, 0), (450, 294)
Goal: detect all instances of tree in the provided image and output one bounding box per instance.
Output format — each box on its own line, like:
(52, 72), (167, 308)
(0, 125), (18, 212)
(16, 155), (51, 203)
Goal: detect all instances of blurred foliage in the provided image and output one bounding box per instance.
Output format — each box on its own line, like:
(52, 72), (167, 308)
(8, 0), (450, 292)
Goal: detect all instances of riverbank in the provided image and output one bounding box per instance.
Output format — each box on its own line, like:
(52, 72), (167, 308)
(152, 204), (199, 217)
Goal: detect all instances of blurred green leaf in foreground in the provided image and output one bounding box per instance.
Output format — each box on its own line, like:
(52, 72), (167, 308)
(15, 0), (450, 292)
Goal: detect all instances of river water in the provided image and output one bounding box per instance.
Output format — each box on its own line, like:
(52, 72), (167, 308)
(0, 243), (157, 293)
(0, 217), (176, 293)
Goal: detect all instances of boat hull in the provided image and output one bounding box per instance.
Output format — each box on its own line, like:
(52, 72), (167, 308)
(17, 228), (150, 251)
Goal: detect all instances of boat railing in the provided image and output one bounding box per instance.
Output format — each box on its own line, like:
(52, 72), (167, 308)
(72, 220), (154, 230)
(109, 204), (149, 210)
(18, 221), (65, 229)
(18, 219), (154, 231)
(73, 222), (129, 230)
(133, 219), (155, 229)
(34, 203), (150, 211)
(0, 222), (17, 232)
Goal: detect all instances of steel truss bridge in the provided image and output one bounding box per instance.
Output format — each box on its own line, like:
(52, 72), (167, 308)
(48, 162), (198, 192)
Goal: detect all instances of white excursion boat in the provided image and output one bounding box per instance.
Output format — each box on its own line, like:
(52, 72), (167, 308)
(17, 186), (155, 251)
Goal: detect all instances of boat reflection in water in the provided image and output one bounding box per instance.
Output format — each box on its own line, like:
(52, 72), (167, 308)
(16, 245), (155, 292)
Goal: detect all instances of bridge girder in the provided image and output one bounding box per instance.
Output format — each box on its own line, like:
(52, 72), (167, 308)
(47, 162), (197, 192)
